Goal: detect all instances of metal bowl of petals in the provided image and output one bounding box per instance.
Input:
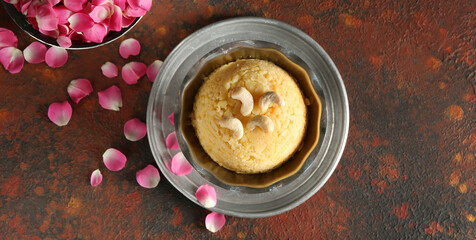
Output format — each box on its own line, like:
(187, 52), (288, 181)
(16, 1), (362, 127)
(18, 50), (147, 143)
(147, 17), (349, 218)
(1, 0), (147, 49)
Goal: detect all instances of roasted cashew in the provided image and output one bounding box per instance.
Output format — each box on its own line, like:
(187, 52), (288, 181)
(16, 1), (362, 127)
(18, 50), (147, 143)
(218, 116), (244, 139)
(247, 115), (274, 133)
(231, 87), (253, 116)
(259, 91), (285, 112)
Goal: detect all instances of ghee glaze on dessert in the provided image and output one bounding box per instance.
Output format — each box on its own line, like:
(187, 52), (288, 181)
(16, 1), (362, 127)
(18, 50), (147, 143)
(192, 59), (307, 174)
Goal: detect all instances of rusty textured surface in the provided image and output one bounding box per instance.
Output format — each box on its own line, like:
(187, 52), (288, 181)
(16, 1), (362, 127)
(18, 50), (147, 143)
(0, 0), (475, 239)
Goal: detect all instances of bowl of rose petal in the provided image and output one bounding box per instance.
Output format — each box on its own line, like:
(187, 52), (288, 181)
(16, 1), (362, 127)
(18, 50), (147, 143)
(1, 0), (149, 49)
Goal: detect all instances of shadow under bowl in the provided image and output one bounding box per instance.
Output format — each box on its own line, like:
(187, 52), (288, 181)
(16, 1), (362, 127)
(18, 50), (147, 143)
(1, 1), (141, 50)
(180, 47), (322, 188)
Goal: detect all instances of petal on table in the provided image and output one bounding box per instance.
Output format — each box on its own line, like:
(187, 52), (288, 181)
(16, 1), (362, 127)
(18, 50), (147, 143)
(0, 28), (18, 49)
(121, 61), (146, 85)
(124, 118), (147, 141)
(64, 0), (85, 12)
(57, 35), (72, 48)
(171, 152), (193, 176)
(195, 184), (217, 208)
(82, 23), (108, 43)
(0, 47), (24, 74)
(23, 41), (46, 64)
(119, 38), (140, 59)
(101, 61), (118, 78)
(36, 5), (58, 31)
(68, 13), (94, 32)
(67, 78), (93, 104)
(47, 101), (72, 127)
(98, 85), (122, 111)
(45, 47), (68, 68)
(90, 169), (103, 187)
(146, 59), (162, 82)
(165, 132), (179, 150)
(103, 148), (127, 171)
(205, 212), (225, 233)
(168, 113), (174, 125)
(136, 164), (160, 188)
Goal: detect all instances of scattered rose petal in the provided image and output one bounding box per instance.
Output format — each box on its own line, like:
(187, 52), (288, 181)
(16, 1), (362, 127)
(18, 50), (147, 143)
(98, 85), (122, 111)
(0, 28), (18, 49)
(57, 35), (72, 48)
(82, 23), (108, 43)
(47, 101), (72, 127)
(45, 47), (68, 68)
(0, 47), (24, 74)
(171, 152), (193, 176)
(23, 42), (46, 64)
(124, 118), (147, 141)
(205, 212), (225, 233)
(67, 78), (93, 104)
(90, 169), (103, 187)
(168, 113), (174, 125)
(36, 5), (58, 31)
(101, 61), (118, 78)
(136, 164), (160, 188)
(166, 132), (179, 150)
(195, 185), (217, 208)
(119, 38), (140, 59)
(103, 148), (127, 171)
(68, 13), (94, 32)
(121, 61), (146, 85)
(146, 60), (162, 82)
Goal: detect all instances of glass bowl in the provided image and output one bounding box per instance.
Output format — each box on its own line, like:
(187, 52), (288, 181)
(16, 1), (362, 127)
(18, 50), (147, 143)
(1, 1), (141, 50)
(147, 17), (349, 218)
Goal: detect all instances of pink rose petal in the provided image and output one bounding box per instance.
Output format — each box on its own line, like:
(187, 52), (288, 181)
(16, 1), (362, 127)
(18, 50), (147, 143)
(0, 28), (18, 49)
(98, 85), (122, 111)
(109, 6), (123, 31)
(113, 0), (126, 10)
(47, 101), (72, 127)
(166, 132), (179, 150)
(68, 13), (94, 32)
(146, 60), (162, 82)
(0, 47), (24, 74)
(124, 118), (147, 141)
(45, 47), (68, 68)
(90, 169), (103, 187)
(123, 6), (147, 18)
(57, 35), (72, 48)
(122, 16), (136, 27)
(53, 5), (73, 25)
(82, 23), (108, 43)
(119, 38), (141, 59)
(205, 212), (225, 233)
(23, 42), (47, 64)
(195, 184), (217, 208)
(36, 5), (58, 31)
(64, 0), (85, 12)
(89, 5), (110, 23)
(127, 0), (152, 11)
(101, 61), (118, 78)
(168, 113), (174, 125)
(171, 152), (193, 176)
(103, 148), (127, 171)
(67, 78), (93, 104)
(121, 61), (146, 85)
(136, 164), (160, 188)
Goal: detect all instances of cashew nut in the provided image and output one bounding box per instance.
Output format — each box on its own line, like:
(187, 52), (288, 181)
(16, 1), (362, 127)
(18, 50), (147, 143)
(231, 87), (253, 116)
(218, 117), (244, 139)
(246, 115), (274, 133)
(259, 91), (285, 112)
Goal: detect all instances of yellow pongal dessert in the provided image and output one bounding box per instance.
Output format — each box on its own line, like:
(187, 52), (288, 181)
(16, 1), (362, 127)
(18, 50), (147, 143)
(192, 59), (307, 174)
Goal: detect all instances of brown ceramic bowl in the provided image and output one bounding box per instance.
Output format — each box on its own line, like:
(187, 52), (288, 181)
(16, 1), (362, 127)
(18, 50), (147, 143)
(180, 47), (322, 188)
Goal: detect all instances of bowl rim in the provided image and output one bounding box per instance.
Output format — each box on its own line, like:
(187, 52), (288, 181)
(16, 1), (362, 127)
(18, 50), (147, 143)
(147, 17), (349, 218)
